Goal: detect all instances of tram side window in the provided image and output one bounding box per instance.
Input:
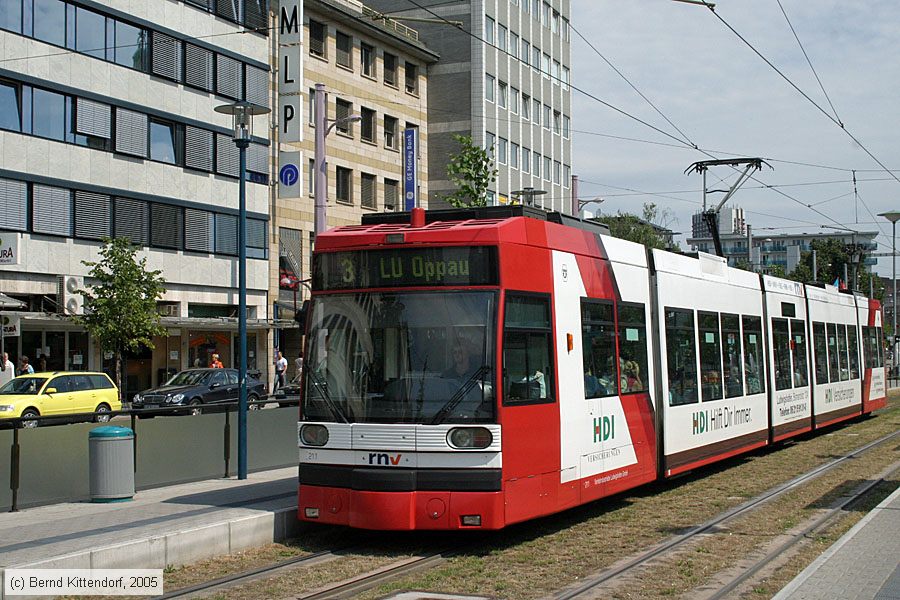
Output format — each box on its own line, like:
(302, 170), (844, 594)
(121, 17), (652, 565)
(581, 300), (617, 398)
(699, 311), (723, 401)
(721, 313), (743, 398)
(790, 319), (809, 387)
(742, 316), (765, 395)
(617, 303), (648, 394)
(503, 293), (554, 404)
(848, 326), (860, 379)
(813, 322), (829, 384)
(837, 324), (849, 381)
(826, 323), (840, 382)
(772, 318), (792, 391)
(665, 308), (698, 406)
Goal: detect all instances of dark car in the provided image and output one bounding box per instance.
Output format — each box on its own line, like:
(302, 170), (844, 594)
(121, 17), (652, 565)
(131, 368), (267, 416)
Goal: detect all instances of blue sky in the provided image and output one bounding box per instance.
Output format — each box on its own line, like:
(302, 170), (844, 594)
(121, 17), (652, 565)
(571, 0), (900, 273)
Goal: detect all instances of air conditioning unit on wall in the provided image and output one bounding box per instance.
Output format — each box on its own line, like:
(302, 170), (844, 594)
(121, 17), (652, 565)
(57, 275), (84, 315)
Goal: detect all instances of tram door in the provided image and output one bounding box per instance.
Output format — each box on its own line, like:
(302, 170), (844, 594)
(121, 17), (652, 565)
(500, 292), (560, 523)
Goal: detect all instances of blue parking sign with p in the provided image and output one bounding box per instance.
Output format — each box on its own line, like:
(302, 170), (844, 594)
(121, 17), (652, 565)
(280, 164), (299, 186)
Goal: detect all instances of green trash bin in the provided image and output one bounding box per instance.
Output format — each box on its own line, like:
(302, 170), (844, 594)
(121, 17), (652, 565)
(89, 426), (135, 503)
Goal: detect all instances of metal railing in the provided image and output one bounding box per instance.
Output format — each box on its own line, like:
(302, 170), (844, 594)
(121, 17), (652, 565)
(3, 395), (298, 512)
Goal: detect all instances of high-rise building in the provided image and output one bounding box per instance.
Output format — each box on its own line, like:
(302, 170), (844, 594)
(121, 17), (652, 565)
(364, 0), (572, 211)
(0, 1), (272, 397)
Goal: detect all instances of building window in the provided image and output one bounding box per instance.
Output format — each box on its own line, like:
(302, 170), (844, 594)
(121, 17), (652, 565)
(405, 61), (418, 95)
(149, 119), (177, 164)
(336, 31), (352, 68)
(542, 2), (550, 26)
(309, 19), (326, 58)
(0, 0), (22, 33)
(522, 40), (530, 65)
(114, 20), (148, 70)
(553, 161), (561, 184)
(336, 166), (352, 204)
(360, 107), (375, 143)
(563, 114), (570, 138)
(32, 0), (66, 46)
(361, 42), (375, 77)
(510, 32), (519, 57)
(384, 115), (398, 149)
(510, 86), (519, 114)
(498, 24), (507, 51)
(533, 98), (541, 123)
(486, 131), (495, 154)
(0, 81), (21, 132)
(563, 164), (570, 187)
(185, 125), (213, 172)
(498, 137), (507, 163)
(361, 172), (376, 209)
(522, 94), (530, 120)
(384, 178), (398, 210)
(185, 44), (214, 91)
(485, 73), (495, 102)
(510, 142), (519, 168)
(32, 88), (66, 141)
(383, 52), (398, 86)
(76, 6), (106, 60)
(543, 104), (551, 128)
(532, 46), (541, 70)
(552, 59), (560, 82)
(485, 15), (495, 44)
(498, 81), (507, 108)
(553, 110), (561, 134)
(533, 152), (540, 177)
(0, 178), (27, 231)
(544, 156), (551, 180)
(308, 158), (315, 195)
(522, 148), (530, 173)
(335, 98), (353, 136)
(542, 53), (550, 75)
(563, 65), (570, 90)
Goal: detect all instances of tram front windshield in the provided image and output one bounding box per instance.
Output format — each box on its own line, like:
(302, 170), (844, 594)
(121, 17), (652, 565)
(302, 291), (496, 424)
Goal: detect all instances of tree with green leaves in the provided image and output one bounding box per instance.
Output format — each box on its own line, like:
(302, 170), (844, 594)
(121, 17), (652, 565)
(787, 238), (880, 299)
(593, 204), (675, 250)
(75, 238), (167, 398)
(442, 134), (498, 208)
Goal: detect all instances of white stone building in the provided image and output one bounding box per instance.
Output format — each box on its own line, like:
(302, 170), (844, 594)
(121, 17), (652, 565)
(0, 0), (272, 398)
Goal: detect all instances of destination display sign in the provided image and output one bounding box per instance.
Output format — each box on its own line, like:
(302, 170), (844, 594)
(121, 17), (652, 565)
(314, 246), (498, 290)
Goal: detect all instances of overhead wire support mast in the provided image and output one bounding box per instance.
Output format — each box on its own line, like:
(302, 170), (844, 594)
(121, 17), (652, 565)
(686, 158), (771, 258)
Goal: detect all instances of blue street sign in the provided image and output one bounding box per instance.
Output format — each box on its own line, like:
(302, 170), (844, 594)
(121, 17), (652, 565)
(279, 163), (299, 186)
(404, 128), (418, 211)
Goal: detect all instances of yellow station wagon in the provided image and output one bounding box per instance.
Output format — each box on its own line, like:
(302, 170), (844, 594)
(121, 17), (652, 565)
(0, 372), (121, 428)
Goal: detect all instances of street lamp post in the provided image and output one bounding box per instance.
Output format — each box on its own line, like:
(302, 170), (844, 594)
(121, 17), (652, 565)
(215, 101), (270, 480)
(313, 83), (361, 235)
(511, 187), (547, 208)
(878, 211), (900, 376)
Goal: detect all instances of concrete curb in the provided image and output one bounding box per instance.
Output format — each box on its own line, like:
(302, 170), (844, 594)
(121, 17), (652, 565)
(1, 507), (300, 599)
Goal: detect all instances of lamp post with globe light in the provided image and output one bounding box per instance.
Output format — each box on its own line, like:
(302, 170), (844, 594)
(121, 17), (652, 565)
(878, 210), (900, 376)
(214, 100), (270, 480)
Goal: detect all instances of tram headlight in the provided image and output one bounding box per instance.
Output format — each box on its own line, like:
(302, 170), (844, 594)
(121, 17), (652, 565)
(300, 424), (329, 446)
(447, 427), (493, 449)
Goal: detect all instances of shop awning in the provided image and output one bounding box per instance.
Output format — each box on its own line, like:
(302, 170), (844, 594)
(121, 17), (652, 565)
(0, 293), (25, 309)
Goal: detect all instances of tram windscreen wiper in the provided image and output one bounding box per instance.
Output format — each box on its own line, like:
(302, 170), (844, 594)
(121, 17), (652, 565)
(306, 370), (350, 424)
(430, 365), (491, 425)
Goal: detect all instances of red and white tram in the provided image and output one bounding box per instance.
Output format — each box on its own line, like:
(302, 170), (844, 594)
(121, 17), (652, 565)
(297, 207), (886, 530)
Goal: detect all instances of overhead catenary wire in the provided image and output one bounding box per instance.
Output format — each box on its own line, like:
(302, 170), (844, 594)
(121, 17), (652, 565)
(775, 0), (842, 125)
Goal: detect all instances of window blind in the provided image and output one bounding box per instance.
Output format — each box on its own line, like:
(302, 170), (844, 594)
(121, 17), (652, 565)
(215, 213), (237, 255)
(150, 203), (183, 249)
(75, 98), (111, 139)
(74, 191), (111, 239)
(185, 208), (212, 252)
(32, 185), (72, 236)
(184, 44), (214, 91)
(216, 54), (243, 99)
(114, 197), (149, 245)
(115, 108), (148, 157)
(185, 126), (214, 172)
(244, 64), (268, 106)
(151, 31), (182, 81)
(216, 133), (240, 177)
(0, 178), (27, 231)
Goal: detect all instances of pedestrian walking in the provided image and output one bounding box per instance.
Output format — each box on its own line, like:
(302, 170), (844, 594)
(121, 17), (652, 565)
(273, 350), (287, 393)
(18, 355), (34, 376)
(0, 352), (14, 386)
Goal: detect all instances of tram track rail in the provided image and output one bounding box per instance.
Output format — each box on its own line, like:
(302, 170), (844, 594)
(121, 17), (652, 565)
(704, 459), (900, 600)
(550, 428), (900, 600)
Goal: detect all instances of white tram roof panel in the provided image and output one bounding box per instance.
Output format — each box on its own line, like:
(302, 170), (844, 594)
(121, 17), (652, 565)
(651, 250), (761, 290)
(804, 282), (856, 307)
(598, 233), (649, 268)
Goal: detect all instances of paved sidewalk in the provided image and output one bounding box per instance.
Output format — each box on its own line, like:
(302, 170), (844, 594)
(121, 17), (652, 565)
(0, 466), (299, 578)
(774, 483), (900, 600)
